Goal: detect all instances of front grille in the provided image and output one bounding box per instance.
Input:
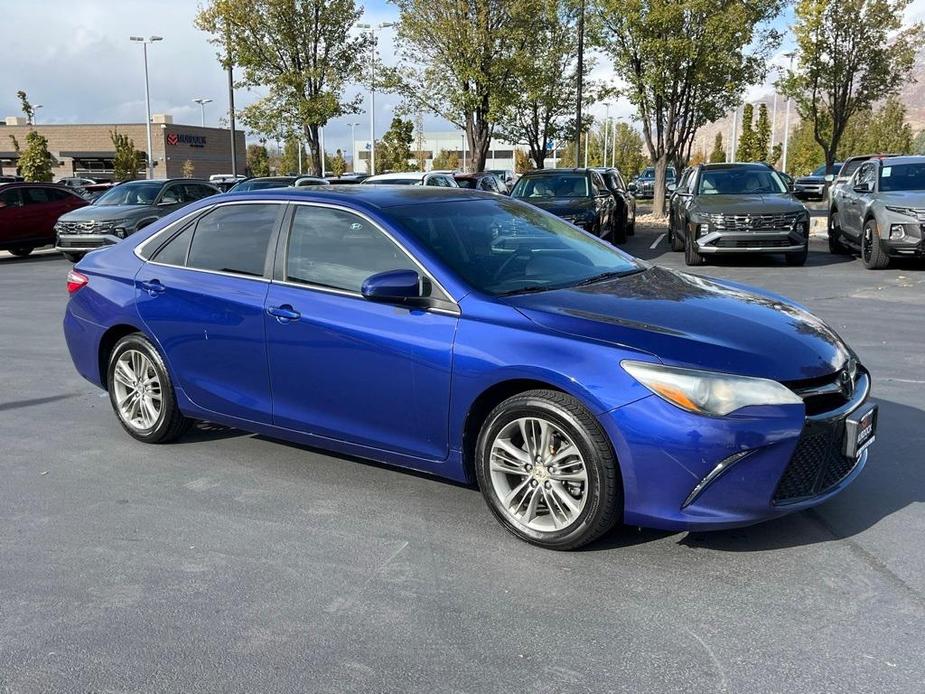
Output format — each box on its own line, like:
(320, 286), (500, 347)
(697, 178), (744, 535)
(713, 238), (792, 248)
(785, 361), (859, 416)
(773, 424), (859, 502)
(707, 212), (800, 231)
(55, 220), (114, 234)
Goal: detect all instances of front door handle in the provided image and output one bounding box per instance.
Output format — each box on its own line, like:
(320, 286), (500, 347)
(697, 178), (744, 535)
(267, 304), (301, 323)
(140, 279), (165, 296)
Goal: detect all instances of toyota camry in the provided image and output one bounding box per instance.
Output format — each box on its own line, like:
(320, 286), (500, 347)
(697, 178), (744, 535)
(63, 187), (877, 549)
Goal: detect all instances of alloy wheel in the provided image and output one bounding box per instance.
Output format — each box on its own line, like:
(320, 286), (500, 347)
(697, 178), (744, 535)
(488, 417), (588, 533)
(112, 349), (162, 430)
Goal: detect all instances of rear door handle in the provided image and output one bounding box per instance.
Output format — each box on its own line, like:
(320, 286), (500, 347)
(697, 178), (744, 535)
(140, 279), (165, 296)
(267, 304), (301, 322)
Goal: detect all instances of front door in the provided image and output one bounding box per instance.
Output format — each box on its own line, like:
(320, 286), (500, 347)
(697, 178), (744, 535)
(135, 201), (284, 423)
(264, 204), (458, 460)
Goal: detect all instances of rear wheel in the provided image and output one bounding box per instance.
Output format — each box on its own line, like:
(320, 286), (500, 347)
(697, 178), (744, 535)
(8, 247), (34, 257)
(612, 211), (627, 244)
(669, 217), (684, 252)
(107, 333), (191, 443)
(475, 390), (620, 550)
(828, 211), (850, 255)
(861, 219), (890, 269)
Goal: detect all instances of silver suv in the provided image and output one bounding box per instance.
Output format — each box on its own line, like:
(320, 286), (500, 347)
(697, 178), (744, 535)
(828, 155), (925, 269)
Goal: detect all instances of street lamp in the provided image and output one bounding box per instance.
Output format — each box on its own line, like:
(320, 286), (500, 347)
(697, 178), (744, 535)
(602, 103), (610, 168)
(130, 35), (163, 179)
(357, 21), (396, 174)
(193, 97), (213, 127)
(782, 52), (796, 173)
(33, 104), (43, 125)
(347, 122), (360, 172)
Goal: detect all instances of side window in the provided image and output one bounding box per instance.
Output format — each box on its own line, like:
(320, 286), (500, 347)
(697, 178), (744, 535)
(286, 206), (420, 293)
(186, 203), (280, 277)
(159, 186), (181, 204)
(186, 184), (217, 201)
(48, 187), (74, 201)
(0, 188), (22, 207)
(23, 187), (52, 204)
(151, 224), (195, 266)
(424, 176), (441, 187)
(858, 163), (877, 190)
(590, 172), (606, 195)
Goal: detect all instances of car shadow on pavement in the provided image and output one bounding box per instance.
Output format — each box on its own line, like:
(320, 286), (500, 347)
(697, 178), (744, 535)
(0, 251), (64, 265)
(629, 244), (857, 268)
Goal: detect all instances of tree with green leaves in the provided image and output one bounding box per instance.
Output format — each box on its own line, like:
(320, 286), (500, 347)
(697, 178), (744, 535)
(16, 91), (36, 126)
(610, 122), (647, 177)
(782, 0), (923, 172)
(377, 117), (415, 173)
(754, 104), (772, 161)
(709, 132), (727, 163)
(196, 0), (368, 177)
(736, 103), (757, 161)
(330, 149), (347, 177)
(247, 143), (270, 176)
(495, 0), (583, 169)
(181, 160), (195, 178)
(111, 129), (141, 181)
(279, 136), (307, 175)
(913, 129), (925, 156)
(432, 149), (459, 170)
(18, 131), (54, 182)
(390, 0), (532, 172)
(595, 0), (782, 216)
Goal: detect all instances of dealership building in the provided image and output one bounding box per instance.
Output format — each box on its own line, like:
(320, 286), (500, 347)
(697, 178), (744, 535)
(0, 113), (245, 181)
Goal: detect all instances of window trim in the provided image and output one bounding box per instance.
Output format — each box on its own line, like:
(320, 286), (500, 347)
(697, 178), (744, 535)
(272, 200), (460, 315)
(135, 200), (288, 283)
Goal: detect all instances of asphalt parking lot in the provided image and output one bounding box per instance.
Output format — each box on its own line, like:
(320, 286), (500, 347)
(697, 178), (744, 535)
(2, 227), (924, 693)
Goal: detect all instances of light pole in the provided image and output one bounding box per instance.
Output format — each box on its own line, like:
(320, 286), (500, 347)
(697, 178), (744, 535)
(130, 35), (163, 179)
(574, 0), (585, 165)
(193, 98), (212, 127)
(347, 122), (359, 172)
(357, 21), (396, 175)
(602, 104), (610, 168)
(33, 104), (43, 125)
(782, 52), (796, 173)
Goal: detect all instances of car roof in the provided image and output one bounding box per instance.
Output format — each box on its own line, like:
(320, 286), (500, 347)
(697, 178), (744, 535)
(364, 172), (428, 181)
(873, 155), (925, 166)
(701, 162), (775, 171)
(520, 168), (591, 176)
(0, 181), (72, 189)
(220, 185), (494, 210)
(453, 172), (494, 179)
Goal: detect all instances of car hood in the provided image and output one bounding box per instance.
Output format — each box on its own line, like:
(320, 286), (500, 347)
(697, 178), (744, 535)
(691, 194), (804, 215)
(875, 190), (925, 207)
(518, 197), (595, 215)
(58, 204), (154, 221)
(503, 266), (849, 382)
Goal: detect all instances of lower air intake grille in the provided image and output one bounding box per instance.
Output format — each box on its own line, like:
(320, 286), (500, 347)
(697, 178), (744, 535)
(773, 425), (859, 503)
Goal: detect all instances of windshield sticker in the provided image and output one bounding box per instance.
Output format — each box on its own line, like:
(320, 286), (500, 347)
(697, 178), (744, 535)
(881, 167), (891, 177)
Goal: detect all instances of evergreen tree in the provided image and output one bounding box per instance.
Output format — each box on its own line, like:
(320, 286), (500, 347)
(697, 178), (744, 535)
(111, 129), (141, 181)
(736, 103), (756, 161)
(246, 143), (270, 177)
(754, 104), (772, 161)
(709, 133), (726, 163)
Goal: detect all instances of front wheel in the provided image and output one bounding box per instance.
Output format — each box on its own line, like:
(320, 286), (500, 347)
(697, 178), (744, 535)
(8, 247), (34, 257)
(684, 227), (705, 266)
(861, 219), (890, 269)
(107, 333), (191, 443)
(475, 390), (621, 550)
(785, 243), (808, 266)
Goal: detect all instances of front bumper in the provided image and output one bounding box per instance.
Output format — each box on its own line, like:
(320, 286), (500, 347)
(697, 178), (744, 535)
(694, 228), (807, 254)
(794, 184), (825, 199)
(600, 370), (873, 531)
(55, 232), (121, 254)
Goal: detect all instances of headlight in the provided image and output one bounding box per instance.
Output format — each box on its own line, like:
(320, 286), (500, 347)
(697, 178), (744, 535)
(885, 206), (921, 218)
(621, 360), (802, 416)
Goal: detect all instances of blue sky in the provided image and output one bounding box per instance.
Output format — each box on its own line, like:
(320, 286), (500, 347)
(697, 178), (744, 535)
(2, 0), (922, 155)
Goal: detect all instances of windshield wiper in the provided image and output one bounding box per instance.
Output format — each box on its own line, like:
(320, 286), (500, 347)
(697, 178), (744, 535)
(573, 268), (643, 287)
(496, 284), (553, 297)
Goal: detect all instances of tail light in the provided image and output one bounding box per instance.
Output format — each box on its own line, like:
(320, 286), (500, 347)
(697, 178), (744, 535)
(66, 269), (89, 294)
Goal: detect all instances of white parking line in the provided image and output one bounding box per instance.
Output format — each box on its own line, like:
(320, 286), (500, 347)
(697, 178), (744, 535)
(650, 233), (666, 250)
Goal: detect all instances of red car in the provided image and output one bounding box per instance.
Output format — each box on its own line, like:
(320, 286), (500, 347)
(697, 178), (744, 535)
(0, 182), (88, 257)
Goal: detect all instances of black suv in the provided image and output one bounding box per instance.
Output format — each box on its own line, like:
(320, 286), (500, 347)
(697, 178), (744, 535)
(511, 168), (618, 241)
(55, 179), (219, 261)
(592, 167), (636, 243)
(667, 163), (810, 266)
(631, 166), (676, 199)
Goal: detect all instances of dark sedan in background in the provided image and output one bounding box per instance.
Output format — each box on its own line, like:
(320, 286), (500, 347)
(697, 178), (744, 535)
(0, 182), (88, 257)
(668, 163), (810, 266)
(512, 168), (618, 241)
(55, 179), (219, 261)
(453, 171), (508, 194)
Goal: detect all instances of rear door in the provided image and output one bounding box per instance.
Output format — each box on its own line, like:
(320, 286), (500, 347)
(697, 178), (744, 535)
(135, 201), (285, 423)
(0, 187), (25, 244)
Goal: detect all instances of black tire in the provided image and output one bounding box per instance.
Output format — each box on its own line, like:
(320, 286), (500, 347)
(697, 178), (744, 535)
(475, 389), (621, 550)
(785, 243), (808, 266)
(828, 211), (850, 255)
(611, 211), (627, 244)
(107, 333), (191, 444)
(8, 247), (34, 257)
(626, 205), (636, 236)
(861, 219), (890, 269)
(62, 252), (83, 263)
(669, 217), (684, 252)
(684, 224), (706, 266)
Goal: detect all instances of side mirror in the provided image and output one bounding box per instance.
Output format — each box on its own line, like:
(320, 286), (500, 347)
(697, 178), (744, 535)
(824, 174), (835, 182)
(628, 183), (637, 192)
(666, 182), (677, 193)
(853, 182), (871, 193)
(361, 269), (423, 304)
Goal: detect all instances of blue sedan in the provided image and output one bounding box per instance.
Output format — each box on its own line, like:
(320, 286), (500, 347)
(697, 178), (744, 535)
(63, 187), (877, 549)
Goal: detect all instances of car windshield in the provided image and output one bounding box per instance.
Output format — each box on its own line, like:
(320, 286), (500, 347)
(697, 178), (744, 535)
(698, 168), (787, 195)
(93, 182), (162, 206)
(455, 178), (477, 189)
(386, 198), (640, 296)
(512, 174), (589, 199)
(231, 178), (293, 191)
(879, 163), (925, 192)
(365, 178), (419, 185)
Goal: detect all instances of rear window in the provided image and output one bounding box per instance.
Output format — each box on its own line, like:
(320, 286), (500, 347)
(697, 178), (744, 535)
(512, 174), (589, 199)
